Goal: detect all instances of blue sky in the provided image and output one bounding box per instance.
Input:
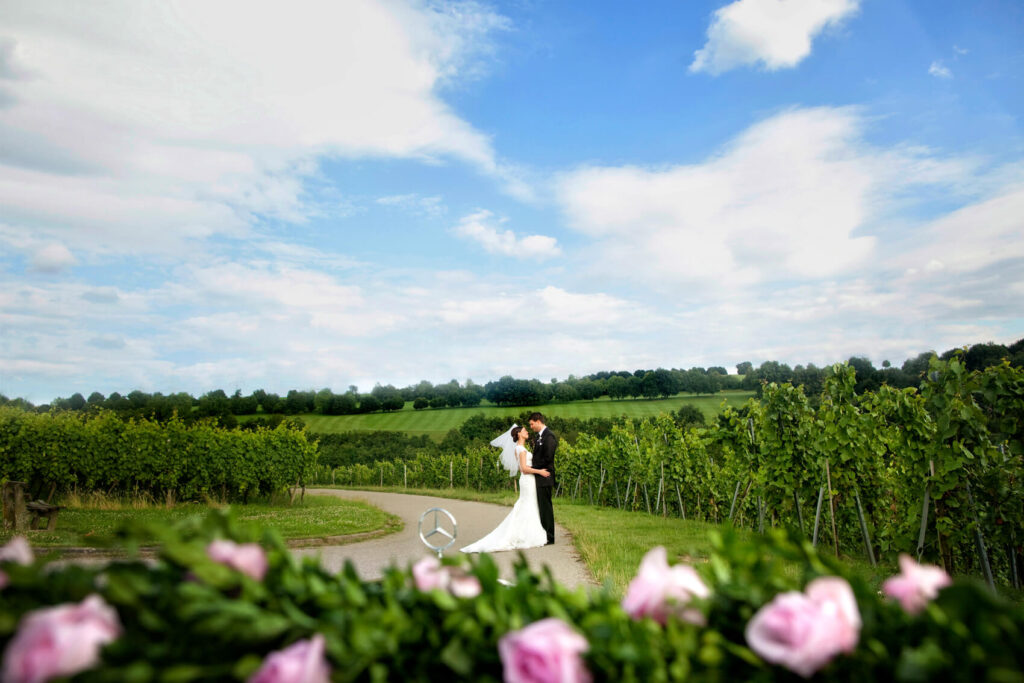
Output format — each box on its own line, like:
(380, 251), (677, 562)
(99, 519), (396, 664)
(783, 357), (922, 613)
(1, 0), (1022, 403)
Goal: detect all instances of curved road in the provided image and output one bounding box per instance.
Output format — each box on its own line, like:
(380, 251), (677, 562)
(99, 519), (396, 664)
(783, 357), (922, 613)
(293, 489), (595, 589)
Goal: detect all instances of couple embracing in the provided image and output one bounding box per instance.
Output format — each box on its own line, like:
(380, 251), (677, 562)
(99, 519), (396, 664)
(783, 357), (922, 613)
(461, 413), (557, 553)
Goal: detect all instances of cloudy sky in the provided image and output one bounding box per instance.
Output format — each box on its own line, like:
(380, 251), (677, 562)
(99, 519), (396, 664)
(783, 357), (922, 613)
(1, 0), (1022, 403)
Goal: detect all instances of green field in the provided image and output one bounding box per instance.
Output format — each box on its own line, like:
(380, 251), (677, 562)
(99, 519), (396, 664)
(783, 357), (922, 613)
(295, 391), (755, 437)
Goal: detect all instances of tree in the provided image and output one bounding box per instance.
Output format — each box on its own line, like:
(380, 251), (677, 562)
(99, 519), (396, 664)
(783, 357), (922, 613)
(901, 351), (934, 381)
(413, 397), (429, 410)
(359, 395), (381, 413)
(673, 404), (705, 427)
(285, 390), (314, 414)
(67, 392), (86, 411)
(314, 388), (334, 415)
(736, 361), (753, 376)
(328, 393), (357, 415)
(460, 381), (484, 407)
(197, 390), (230, 418)
(87, 391), (105, 406)
(553, 383), (579, 403)
(576, 378), (600, 401)
(846, 356), (881, 393)
(964, 342), (1009, 371)
(262, 393), (285, 413)
(602, 375), (624, 399)
(639, 372), (660, 399)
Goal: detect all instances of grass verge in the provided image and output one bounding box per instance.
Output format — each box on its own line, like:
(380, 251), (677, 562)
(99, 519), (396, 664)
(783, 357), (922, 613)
(0, 494), (402, 549)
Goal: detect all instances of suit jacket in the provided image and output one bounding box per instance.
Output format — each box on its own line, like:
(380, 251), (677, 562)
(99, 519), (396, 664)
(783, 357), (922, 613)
(532, 428), (557, 488)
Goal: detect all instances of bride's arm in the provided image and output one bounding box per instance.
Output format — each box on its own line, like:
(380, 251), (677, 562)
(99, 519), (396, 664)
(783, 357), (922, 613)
(518, 448), (549, 476)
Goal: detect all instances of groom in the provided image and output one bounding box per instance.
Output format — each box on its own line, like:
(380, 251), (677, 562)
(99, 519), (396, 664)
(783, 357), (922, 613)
(528, 412), (557, 545)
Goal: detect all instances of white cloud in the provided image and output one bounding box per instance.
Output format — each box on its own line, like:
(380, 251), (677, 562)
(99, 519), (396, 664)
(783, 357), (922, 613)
(376, 193), (447, 218)
(897, 187), (1024, 275)
(0, 0), (509, 254)
(690, 0), (860, 75)
(929, 61), (953, 78)
(559, 107), (976, 288)
(453, 210), (562, 260)
(28, 243), (76, 273)
(0, 248), (653, 400)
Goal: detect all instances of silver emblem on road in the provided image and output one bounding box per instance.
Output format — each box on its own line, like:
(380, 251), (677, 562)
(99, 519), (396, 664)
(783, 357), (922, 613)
(418, 507), (457, 557)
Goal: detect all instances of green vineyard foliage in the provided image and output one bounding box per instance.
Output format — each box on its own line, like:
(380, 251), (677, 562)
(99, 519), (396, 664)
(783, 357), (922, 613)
(0, 409), (318, 501)
(326, 359), (1023, 584)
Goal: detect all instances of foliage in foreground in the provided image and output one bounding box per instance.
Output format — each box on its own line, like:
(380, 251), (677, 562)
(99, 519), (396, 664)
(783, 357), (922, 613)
(1, 511), (1022, 681)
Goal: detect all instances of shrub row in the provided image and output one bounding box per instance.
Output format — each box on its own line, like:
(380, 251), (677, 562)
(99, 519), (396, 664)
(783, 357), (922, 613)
(1, 511), (1021, 681)
(0, 409), (317, 502)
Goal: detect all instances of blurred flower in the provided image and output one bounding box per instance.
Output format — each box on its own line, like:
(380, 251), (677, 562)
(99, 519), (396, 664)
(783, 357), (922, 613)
(449, 571), (482, 598)
(248, 634), (331, 683)
(745, 577), (860, 678)
(621, 546), (710, 625)
(0, 537), (33, 566)
(412, 556), (448, 591)
(412, 556), (481, 598)
(499, 617), (591, 683)
(882, 554), (952, 615)
(207, 539), (268, 581)
(1, 594), (121, 683)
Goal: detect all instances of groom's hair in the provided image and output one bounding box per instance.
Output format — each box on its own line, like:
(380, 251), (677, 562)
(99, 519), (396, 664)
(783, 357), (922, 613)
(528, 412), (545, 424)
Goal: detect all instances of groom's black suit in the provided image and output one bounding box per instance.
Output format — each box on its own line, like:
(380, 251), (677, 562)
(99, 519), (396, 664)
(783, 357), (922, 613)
(532, 427), (557, 544)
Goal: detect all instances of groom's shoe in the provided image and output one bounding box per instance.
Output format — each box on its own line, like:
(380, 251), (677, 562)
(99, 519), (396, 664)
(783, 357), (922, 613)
(545, 539), (555, 545)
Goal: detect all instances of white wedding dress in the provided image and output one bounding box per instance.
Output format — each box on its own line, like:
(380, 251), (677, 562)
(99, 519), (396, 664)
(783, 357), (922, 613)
(461, 445), (548, 553)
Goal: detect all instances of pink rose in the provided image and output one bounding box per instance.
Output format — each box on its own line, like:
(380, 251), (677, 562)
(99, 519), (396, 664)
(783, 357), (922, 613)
(207, 539), (268, 581)
(248, 634), (331, 683)
(412, 556), (481, 598)
(745, 577), (860, 678)
(805, 577), (861, 653)
(499, 618), (591, 683)
(412, 556), (448, 591)
(882, 553), (952, 615)
(449, 571), (482, 599)
(621, 546), (710, 625)
(0, 537), (33, 566)
(2, 594), (122, 683)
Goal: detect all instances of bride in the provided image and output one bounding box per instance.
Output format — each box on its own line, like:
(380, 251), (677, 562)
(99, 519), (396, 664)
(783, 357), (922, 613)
(461, 424), (550, 553)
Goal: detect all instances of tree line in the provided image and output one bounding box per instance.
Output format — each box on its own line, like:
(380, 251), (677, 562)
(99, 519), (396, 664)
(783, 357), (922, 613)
(3, 338), (1020, 421)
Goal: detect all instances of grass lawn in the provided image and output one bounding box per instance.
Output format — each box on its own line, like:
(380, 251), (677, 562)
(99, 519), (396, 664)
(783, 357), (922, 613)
(292, 391), (755, 438)
(0, 495), (402, 549)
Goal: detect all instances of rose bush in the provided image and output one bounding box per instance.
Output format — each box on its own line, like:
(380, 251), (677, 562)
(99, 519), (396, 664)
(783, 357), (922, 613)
(498, 618), (590, 683)
(1, 595), (121, 683)
(621, 546), (710, 626)
(0, 511), (1021, 682)
(882, 554), (952, 615)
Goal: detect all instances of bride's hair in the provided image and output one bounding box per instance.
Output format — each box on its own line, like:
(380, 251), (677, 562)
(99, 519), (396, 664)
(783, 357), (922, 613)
(511, 425), (523, 442)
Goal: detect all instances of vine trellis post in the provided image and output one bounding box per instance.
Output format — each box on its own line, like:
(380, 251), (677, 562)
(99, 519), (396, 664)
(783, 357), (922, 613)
(965, 480), (995, 591)
(825, 459), (839, 557)
(853, 488), (877, 567)
(812, 486), (825, 546)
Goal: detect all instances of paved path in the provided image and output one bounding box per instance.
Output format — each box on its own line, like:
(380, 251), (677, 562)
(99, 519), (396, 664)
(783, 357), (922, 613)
(293, 489), (595, 589)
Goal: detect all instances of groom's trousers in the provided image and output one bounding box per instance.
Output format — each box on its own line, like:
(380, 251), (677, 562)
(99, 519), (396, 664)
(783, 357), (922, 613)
(537, 486), (555, 544)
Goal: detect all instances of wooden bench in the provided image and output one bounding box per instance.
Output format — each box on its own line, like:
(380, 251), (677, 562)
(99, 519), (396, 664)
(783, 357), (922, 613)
(26, 500), (64, 531)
